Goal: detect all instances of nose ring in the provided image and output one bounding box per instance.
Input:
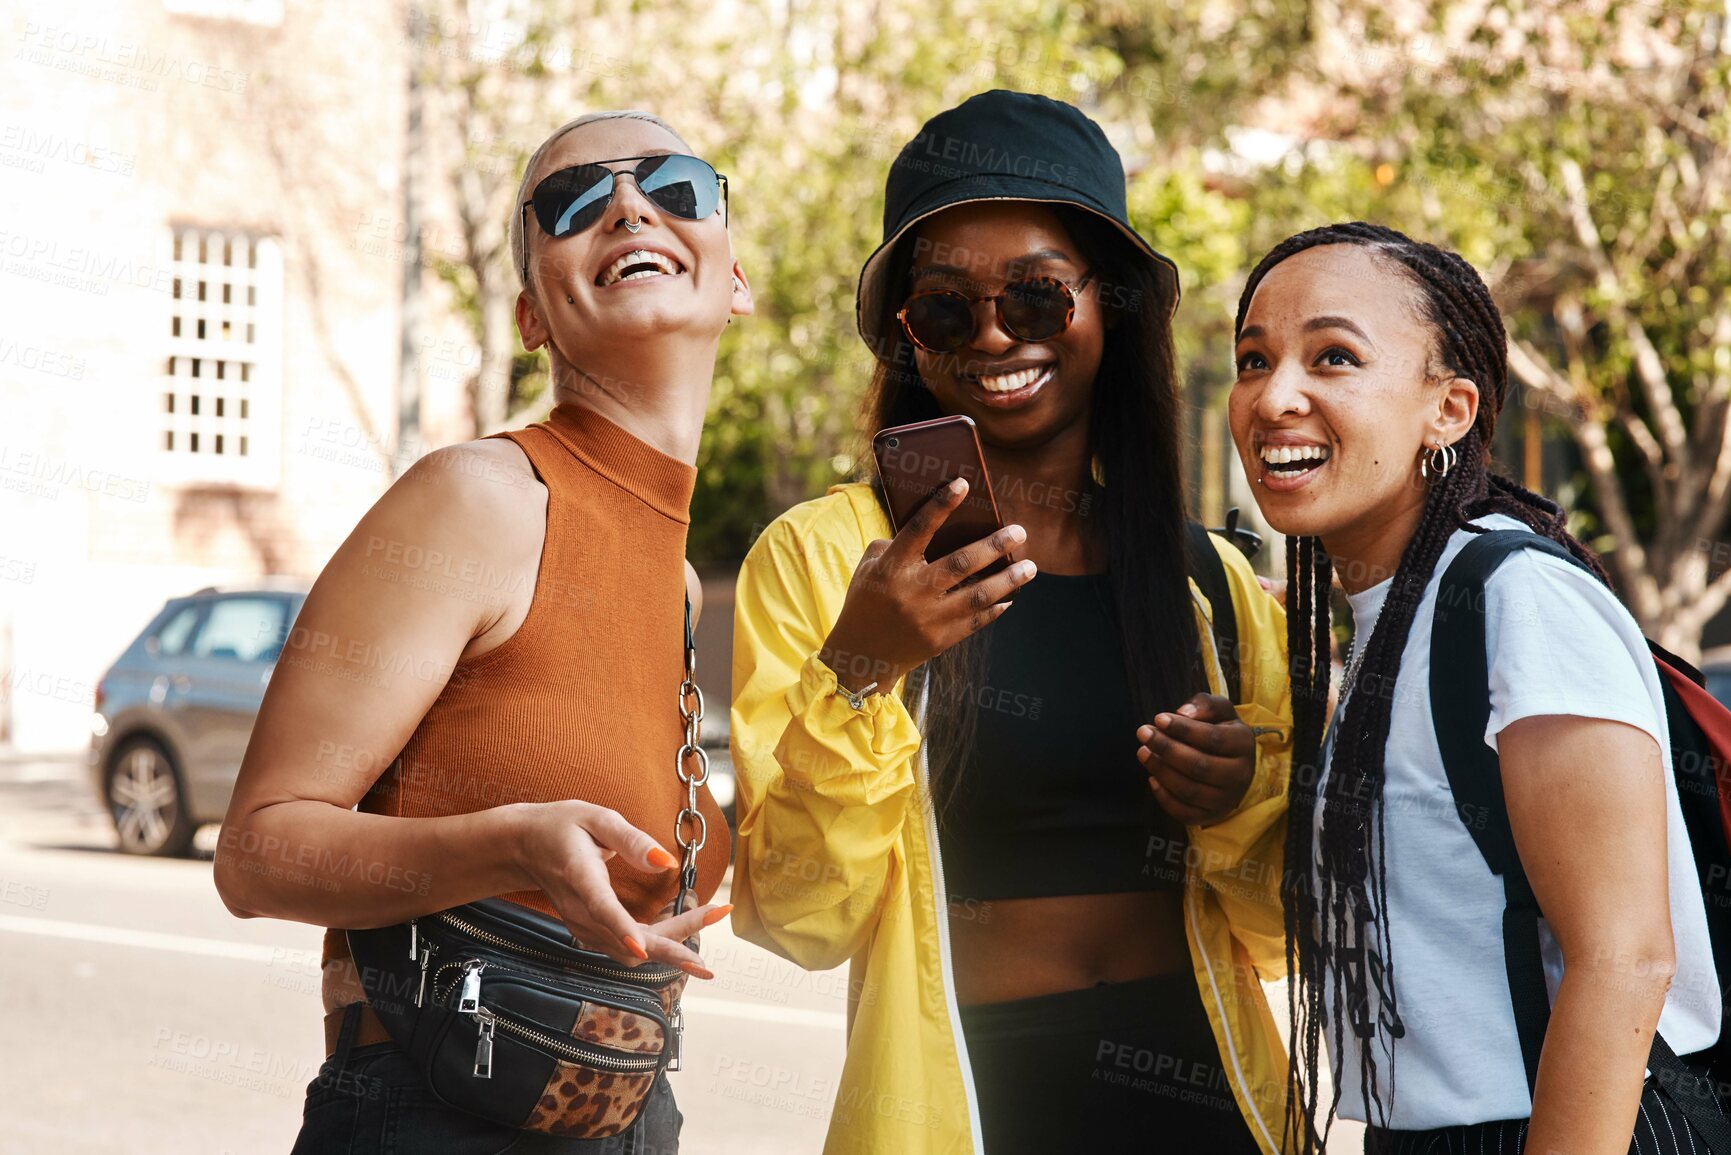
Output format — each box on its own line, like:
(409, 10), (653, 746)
(624, 218), (643, 234)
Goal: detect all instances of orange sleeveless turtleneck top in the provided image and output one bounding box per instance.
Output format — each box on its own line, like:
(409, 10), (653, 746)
(321, 402), (729, 965)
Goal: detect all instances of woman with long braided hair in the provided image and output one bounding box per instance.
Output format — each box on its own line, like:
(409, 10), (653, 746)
(1230, 222), (1722, 1153)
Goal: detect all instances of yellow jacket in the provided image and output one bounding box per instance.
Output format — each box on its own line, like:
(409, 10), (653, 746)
(730, 482), (1294, 1154)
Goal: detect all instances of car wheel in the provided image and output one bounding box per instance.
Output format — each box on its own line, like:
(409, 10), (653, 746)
(106, 737), (197, 857)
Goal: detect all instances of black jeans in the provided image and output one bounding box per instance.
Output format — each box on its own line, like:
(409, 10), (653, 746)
(958, 970), (1265, 1155)
(290, 1002), (683, 1155)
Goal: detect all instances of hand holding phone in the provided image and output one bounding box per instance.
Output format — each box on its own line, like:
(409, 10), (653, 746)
(813, 419), (1040, 696)
(873, 415), (1013, 578)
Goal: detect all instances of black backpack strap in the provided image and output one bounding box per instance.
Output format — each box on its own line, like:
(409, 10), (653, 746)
(1186, 519), (1240, 703)
(1431, 530), (1578, 1091)
(1651, 1033), (1731, 1150)
(1432, 531), (1731, 1151)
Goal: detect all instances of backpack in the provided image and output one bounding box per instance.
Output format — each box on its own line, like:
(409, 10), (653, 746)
(1430, 529), (1731, 1150)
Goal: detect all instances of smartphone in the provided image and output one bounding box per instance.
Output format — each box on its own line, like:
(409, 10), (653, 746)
(872, 414), (1012, 577)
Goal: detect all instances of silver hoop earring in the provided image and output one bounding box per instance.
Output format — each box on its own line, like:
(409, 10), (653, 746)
(1420, 442), (1457, 479)
(624, 218), (643, 234)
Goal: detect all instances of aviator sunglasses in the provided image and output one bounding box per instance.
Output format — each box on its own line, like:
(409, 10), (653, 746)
(520, 153), (728, 279)
(896, 272), (1094, 354)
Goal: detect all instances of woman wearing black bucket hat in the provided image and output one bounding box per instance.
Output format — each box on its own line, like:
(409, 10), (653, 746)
(731, 90), (1296, 1154)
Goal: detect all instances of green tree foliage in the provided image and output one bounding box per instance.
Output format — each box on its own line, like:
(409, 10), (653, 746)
(411, 1), (1729, 660)
(1233, 0), (1730, 655)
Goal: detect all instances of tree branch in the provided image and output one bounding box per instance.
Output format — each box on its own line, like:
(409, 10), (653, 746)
(1508, 339), (1662, 624)
(1556, 158), (1692, 478)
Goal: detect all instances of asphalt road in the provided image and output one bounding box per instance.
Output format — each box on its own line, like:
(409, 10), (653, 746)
(0, 754), (842, 1154)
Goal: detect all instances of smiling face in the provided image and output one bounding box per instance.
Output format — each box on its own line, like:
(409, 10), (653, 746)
(903, 203), (1105, 451)
(1229, 244), (1478, 554)
(515, 116), (749, 364)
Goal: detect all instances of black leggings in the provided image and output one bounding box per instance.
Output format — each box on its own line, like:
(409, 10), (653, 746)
(958, 971), (1264, 1155)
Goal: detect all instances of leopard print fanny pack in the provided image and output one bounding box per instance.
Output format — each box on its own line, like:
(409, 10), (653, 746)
(346, 896), (689, 1139)
(343, 594), (710, 1140)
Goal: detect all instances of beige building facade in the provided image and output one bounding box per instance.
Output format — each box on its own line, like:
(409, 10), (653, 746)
(0, 0), (474, 750)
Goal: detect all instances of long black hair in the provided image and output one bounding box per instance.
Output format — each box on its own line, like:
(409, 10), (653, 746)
(861, 204), (1204, 814)
(1238, 222), (1614, 1150)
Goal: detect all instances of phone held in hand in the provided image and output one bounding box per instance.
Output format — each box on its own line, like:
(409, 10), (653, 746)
(872, 414), (1013, 579)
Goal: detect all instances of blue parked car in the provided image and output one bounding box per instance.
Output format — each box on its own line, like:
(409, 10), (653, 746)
(90, 582), (308, 856)
(89, 580), (735, 857)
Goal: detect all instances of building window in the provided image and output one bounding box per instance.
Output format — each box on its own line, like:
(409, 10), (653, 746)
(161, 227), (281, 486)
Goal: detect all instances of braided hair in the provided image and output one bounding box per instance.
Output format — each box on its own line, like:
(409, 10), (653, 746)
(1237, 222), (1614, 1150)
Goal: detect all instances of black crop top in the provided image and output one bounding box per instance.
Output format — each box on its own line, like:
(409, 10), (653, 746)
(938, 570), (1189, 904)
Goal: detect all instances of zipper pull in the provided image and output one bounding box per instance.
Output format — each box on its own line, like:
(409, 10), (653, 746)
(407, 918), (419, 962)
(413, 944), (433, 1008)
(473, 1008), (495, 1078)
(666, 999), (684, 1072)
(458, 960), (485, 1014)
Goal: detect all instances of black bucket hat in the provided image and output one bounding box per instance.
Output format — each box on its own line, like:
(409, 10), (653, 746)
(856, 89), (1180, 358)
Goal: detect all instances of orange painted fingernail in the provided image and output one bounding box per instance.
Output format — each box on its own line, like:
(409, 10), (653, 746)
(680, 962), (715, 980)
(701, 904), (734, 927)
(647, 846), (679, 870)
(623, 935), (648, 960)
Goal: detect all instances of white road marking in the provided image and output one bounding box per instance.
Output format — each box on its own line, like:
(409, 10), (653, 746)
(0, 913), (282, 961)
(0, 914), (847, 1029)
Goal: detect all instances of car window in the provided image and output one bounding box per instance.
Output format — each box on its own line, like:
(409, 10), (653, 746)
(152, 605), (203, 657)
(190, 597), (289, 662)
(1708, 669), (1731, 711)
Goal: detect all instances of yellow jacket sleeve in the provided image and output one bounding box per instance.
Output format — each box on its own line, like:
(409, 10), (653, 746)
(729, 511), (924, 972)
(1187, 534), (1293, 978)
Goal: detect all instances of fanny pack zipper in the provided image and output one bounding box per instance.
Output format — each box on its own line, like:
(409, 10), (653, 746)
(429, 954), (667, 1020)
(435, 958), (667, 1079)
(429, 909), (682, 986)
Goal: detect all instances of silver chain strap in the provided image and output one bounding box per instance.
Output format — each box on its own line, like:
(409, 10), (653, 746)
(673, 594), (708, 918)
(668, 595), (706, 1073)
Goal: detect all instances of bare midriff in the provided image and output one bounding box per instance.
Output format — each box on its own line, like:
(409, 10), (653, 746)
(948, 889), (1190, 1007)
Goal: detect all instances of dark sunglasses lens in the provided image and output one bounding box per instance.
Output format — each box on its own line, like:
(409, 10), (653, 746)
(999, 278), (1073, 340)
(533, 165), (615, 237)
(902, 293), (974, 352)
(637, 154), (720, 220)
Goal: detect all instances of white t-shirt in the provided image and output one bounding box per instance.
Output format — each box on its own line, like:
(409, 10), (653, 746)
(1316, 513), (1721, 1130)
